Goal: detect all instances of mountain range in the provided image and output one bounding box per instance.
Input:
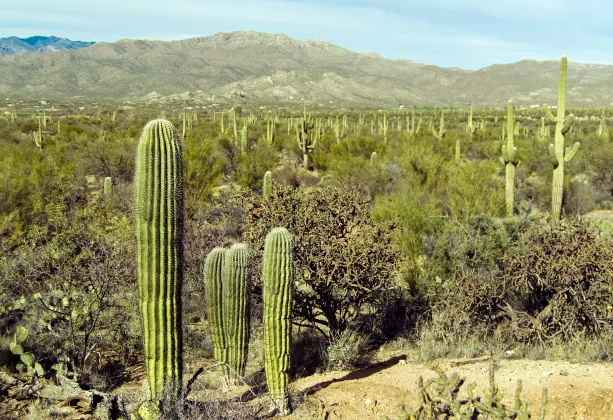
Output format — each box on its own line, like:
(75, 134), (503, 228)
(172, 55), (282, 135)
(0, 31), (612, 107)
(0, 36), (94, 56)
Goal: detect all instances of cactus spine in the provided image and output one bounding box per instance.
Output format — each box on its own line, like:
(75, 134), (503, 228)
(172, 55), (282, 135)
(224, 243), (251, 383)
(263, 171), (273, 198)
(204, 248), (228, 380)
(500, 100), (519, 217)
(263, 228), (293, 416)
(135, 119), (184, 404)
(543, 57), (580, 225)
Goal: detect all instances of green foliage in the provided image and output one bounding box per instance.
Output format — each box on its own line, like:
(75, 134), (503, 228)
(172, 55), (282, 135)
(245, 186), (398, 340)
(236, 143), (277, 192)
(447, 160), (504, 221)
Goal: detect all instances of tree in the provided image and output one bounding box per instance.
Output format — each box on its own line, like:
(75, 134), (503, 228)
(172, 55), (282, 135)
(244, 186), (399, 341)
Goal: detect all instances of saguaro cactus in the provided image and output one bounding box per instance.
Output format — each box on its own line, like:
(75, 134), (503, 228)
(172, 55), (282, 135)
(455, 139), (461, 164)
(241, 126), (248, 155)
(103, 177), (113, 197)
(135, 119), (184, 406)
(263, 171), (273, 198)
(543, 57), (580, 225)
(500, 100), (519, 217)
(432, 112), (446, 140)
(262, 228), (293, 415)
(204, 248), (228, 380)
(370, 152), (378, 169)
(224, 243), (251, 383)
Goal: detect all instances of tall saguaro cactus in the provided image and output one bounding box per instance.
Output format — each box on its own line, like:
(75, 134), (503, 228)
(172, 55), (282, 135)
(543, 56), (580, 225)
(135, 119), (184, 406)
(204, 248), (228, 380)
(263, 228), (293, 416)
(500, 100), (519, 217)
(224, 243), (251, 383)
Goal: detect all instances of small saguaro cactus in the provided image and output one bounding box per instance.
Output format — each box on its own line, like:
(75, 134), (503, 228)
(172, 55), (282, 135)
(543, 56), (580, 225)
(370, 152), (378, 169)
(263, 171), (273, 198)
(262, 228), (294, 416)
(500, 100), (520, 218)
(103, 177), (113, 197)
(465, 104), (478, 138)
(296, 117), (316, 170)
(204, 247), (229, 381)
(224, 243), (251, 383)
(241, 126), (248, 155)
(455, 139), (461, 164)
(135, 119), (184, 407)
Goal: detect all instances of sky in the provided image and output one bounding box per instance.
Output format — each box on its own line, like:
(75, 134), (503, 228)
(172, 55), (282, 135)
(1, 0), (612, 69)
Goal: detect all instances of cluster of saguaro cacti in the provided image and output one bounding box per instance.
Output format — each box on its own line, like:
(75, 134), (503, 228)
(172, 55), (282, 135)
(262, 228), (294, 416)
(135, 119), (184, 411)
(500, 100), (519, 218)
(204, 244), (252, 384)
(465, 104), (478, 138)
(598, 116), (609, 139)
(543, 56), (580, 225)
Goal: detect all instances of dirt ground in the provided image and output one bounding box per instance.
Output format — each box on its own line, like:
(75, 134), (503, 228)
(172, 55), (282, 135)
(281, 351), (613, 420)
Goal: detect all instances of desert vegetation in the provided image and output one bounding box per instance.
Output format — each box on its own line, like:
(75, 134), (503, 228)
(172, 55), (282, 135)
(1, 56), (613, 418)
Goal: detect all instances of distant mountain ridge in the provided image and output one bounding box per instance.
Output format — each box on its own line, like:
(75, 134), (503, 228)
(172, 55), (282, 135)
(0, 31), (612, 107)
(0, 36), (94, 56)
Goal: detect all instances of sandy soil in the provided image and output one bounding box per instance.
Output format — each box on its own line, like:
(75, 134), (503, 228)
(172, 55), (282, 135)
(283, 352), (613, 420)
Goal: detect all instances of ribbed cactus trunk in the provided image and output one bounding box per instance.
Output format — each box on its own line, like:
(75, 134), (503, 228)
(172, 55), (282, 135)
(224, 243), (251, 383)
(370, 152), (378, 169)
(135, 119), (183, 406)
(263, 228), (293, 416)
(263, 171), (273, 198)
(204, 248), (228, 380)
(103, 176), (113, 197)
(501, 100), (518, 218)
(544, 57), (580, 225)
(455, 140), (460, 164)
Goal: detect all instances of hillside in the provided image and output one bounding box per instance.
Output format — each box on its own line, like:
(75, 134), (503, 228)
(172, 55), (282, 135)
(0, 31), (612, 106)
(0, 36), (94, 56)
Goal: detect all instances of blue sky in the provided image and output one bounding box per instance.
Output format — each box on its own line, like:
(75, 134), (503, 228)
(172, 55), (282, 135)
(2, 0), (611, 69)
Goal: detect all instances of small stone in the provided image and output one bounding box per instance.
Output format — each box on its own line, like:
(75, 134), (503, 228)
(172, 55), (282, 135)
(543, 371), (553, 377)
(560, 369), (569, 376)
(398, 360), (407, 365)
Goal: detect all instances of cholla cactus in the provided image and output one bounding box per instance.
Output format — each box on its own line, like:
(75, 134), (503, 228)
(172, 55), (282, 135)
(263, 228), (293, 416)
(543, 57), (580, 225)
(135, 119), (184, 405)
